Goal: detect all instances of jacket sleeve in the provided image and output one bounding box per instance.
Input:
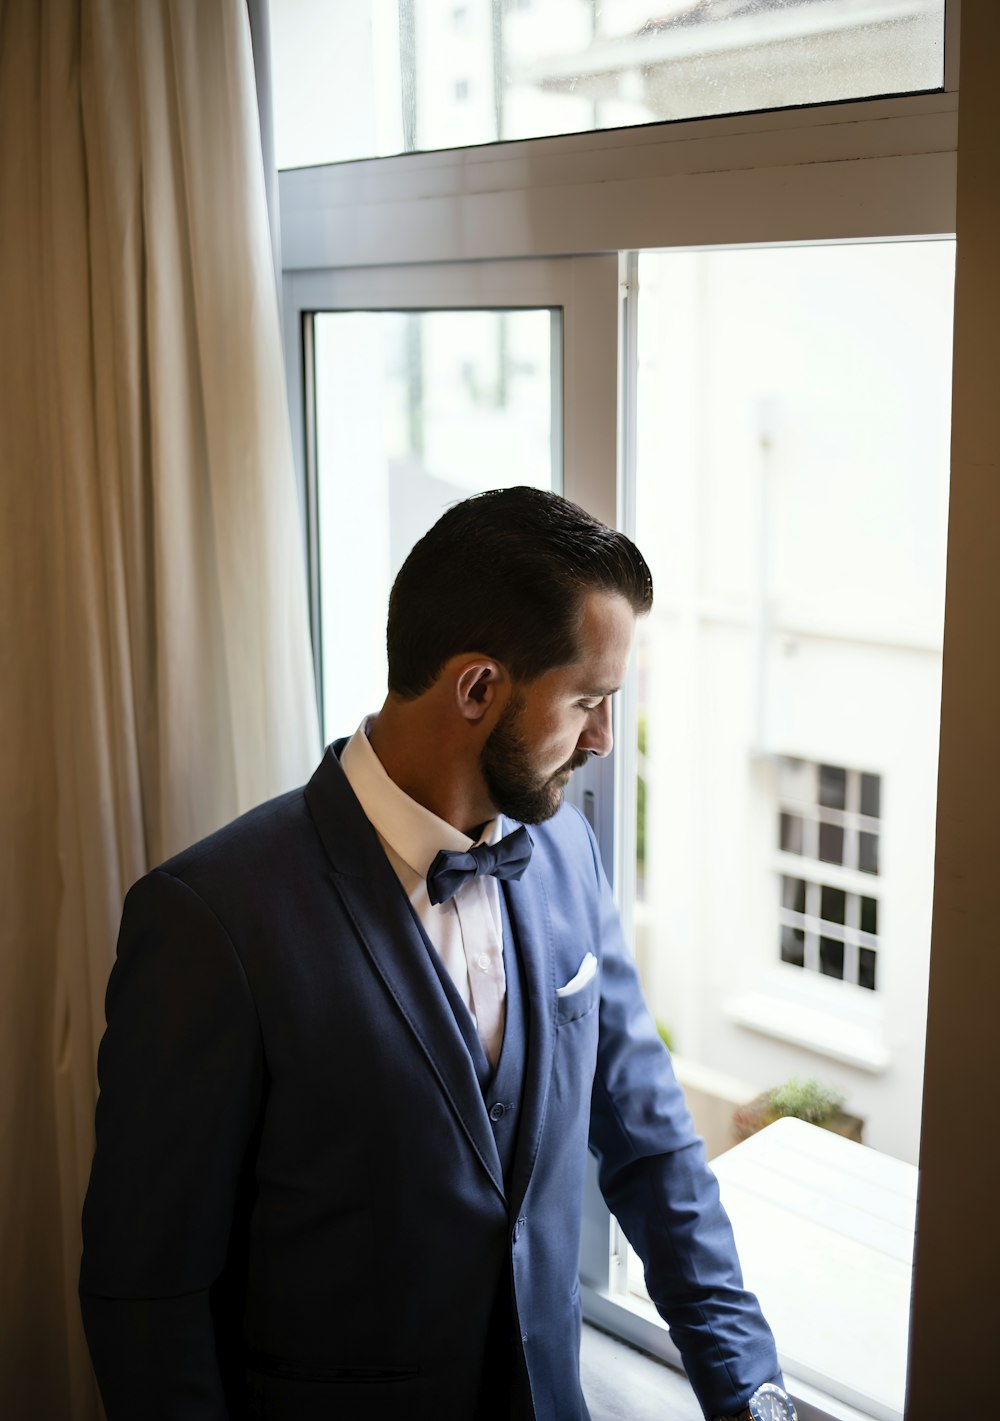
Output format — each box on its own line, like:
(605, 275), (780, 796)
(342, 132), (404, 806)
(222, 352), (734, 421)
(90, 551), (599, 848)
(583, 827), (782, 1418)
(79, 868), (264, 1420)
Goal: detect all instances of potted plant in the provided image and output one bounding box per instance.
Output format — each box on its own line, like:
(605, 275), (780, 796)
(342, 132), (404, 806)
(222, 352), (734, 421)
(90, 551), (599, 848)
(732, 1075), (864, 1144)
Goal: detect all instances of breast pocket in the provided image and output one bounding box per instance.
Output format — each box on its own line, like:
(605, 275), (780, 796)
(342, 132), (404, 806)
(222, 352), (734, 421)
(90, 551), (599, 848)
(554, 960), (600, 1025)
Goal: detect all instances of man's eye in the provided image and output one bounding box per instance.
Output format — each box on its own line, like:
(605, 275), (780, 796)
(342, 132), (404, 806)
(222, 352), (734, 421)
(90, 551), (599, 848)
(579, 699), (602, 711)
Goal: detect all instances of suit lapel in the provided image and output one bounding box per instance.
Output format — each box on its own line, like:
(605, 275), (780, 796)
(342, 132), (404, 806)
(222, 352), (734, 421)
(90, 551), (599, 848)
(503, 823), (557, 1217)
(305, 746), (505, 1202)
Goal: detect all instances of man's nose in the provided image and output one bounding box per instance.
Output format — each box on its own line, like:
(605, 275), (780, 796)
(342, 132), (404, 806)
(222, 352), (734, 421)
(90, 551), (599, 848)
(578, 700), (614, 758)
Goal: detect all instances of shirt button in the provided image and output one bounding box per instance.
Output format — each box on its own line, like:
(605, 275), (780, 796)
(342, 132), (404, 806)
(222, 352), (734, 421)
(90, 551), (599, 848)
(489, 1102), (505, 1122)
(476, 952), (490, 971)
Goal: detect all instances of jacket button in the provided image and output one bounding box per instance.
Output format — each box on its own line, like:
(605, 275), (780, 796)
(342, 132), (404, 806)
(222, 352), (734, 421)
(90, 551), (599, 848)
(489, 1102), (505, 1121)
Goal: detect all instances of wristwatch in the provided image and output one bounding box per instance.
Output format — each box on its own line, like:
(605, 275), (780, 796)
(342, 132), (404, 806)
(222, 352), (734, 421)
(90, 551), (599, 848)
(714, 1381), (798, 1421)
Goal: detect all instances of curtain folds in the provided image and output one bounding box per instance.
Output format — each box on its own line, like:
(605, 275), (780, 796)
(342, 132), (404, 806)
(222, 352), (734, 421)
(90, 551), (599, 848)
(0, 2), (319, 1414)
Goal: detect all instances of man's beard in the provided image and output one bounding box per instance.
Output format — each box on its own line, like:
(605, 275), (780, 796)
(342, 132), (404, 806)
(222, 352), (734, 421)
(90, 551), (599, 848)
(480, 694), (590, 824)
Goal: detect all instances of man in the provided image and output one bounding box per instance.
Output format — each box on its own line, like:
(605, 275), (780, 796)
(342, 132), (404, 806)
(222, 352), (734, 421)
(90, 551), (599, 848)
(80, 487), (794, 1420)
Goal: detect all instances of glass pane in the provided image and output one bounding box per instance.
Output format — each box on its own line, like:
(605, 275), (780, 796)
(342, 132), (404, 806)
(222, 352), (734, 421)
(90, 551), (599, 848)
(820, 885), (846, 924)
(271, 0), (946, 169)
(782, 875), (806, 913)
(860, 947), (878, 991)
(859, 830), (880, 875)
(313, 308), (555, 740)
(633, 241), (953, 1185)
(819, 937), (845, 979)
(779, 811), (803, 854)
(861, 895), (879, 935)
(861, 771), (882, 819)
(818, 763), (847, 810)
(777, 756), (815, 807)
(781, 926), (805, 968)
(818, 821), (845, 865)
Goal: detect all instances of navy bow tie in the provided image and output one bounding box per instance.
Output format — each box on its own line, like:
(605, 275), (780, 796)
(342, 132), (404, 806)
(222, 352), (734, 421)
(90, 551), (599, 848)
(426, 825), (534, 906)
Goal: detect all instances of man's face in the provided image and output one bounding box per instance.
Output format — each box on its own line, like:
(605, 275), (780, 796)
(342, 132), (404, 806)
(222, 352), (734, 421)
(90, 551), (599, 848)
(480, 590), (637, 824)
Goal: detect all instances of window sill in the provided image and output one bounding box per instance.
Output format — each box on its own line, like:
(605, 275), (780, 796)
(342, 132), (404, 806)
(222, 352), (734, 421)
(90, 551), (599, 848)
(583, 1120), (916, 1421)
(582, 1318), (883, 1421)
(723, 989), (889, 1072)
(581, 1321), (701, 1421)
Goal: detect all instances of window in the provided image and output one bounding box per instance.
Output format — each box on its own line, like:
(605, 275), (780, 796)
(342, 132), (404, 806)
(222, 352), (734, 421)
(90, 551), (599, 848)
(630, 239), (951, 1163)
(778, 758), (881, 989)
(282, 254), (617, 746)
(779, 761), (882, 877)
(269, 0), (947, 168)
(277, 4), (960, 1413)
(310, 305), (556, 739)
(780, 875), (880, 988)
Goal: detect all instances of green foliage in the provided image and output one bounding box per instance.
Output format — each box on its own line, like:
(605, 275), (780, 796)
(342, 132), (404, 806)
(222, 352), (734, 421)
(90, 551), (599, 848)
(733, 1075), (849, 1142)
(656, 1020), (675, 1053)
(765, 1075), (845, 1125)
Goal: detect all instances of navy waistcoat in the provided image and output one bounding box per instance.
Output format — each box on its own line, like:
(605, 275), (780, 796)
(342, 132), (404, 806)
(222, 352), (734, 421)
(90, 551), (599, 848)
(413, 887), (528, 1193)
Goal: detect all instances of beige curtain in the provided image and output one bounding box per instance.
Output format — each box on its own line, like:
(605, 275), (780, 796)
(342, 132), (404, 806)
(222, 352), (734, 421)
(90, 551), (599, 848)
(0, 2), (320, 1414)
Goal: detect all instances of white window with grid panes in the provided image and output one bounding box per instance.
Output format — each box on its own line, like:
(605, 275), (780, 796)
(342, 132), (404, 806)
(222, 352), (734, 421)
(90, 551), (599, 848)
(777, 759), (881, 991)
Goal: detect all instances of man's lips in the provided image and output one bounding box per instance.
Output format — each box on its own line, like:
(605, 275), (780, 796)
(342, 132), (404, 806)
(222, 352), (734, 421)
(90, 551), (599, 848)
(556, 751), (591, 781)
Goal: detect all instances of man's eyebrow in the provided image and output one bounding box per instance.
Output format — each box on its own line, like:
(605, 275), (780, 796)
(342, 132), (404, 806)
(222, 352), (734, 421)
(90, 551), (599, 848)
(581, 685), (621, 698)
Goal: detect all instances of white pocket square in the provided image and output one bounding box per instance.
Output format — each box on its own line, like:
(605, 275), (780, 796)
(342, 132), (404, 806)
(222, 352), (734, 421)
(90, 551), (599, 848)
(556, 952), (598, 998)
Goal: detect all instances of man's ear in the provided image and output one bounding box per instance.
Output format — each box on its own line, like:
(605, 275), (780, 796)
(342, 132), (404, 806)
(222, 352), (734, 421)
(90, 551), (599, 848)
(454, 659), (507, 724)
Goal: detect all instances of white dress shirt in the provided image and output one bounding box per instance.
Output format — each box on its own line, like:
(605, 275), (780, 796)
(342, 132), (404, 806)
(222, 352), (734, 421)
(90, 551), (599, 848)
(340, 719), (507, 1067)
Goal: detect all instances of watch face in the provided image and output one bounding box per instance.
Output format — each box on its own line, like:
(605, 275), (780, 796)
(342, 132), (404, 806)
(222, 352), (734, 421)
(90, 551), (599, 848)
(748, 1383), (797, 1421)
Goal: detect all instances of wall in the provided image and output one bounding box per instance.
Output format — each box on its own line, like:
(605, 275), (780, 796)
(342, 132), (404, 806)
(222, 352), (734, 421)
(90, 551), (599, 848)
(907, 1), (1000, 1411)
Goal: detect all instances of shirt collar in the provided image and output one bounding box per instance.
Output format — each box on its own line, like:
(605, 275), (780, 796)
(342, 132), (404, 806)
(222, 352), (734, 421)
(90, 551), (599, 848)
(340, 717), (501, 880)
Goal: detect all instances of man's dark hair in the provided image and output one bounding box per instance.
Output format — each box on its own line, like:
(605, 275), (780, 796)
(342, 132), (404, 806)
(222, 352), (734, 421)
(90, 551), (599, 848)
(386, 486), (653, 698)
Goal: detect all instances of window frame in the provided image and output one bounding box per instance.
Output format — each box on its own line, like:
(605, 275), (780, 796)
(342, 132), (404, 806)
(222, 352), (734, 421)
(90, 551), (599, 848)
(280, 87), (957, 274)
(281, 254), (619, 727)
(276, 7), (961, 1414)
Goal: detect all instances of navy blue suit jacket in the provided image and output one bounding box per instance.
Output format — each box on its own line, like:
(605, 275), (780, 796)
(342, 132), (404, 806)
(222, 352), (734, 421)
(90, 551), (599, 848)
(80, 743), (780, 1419)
